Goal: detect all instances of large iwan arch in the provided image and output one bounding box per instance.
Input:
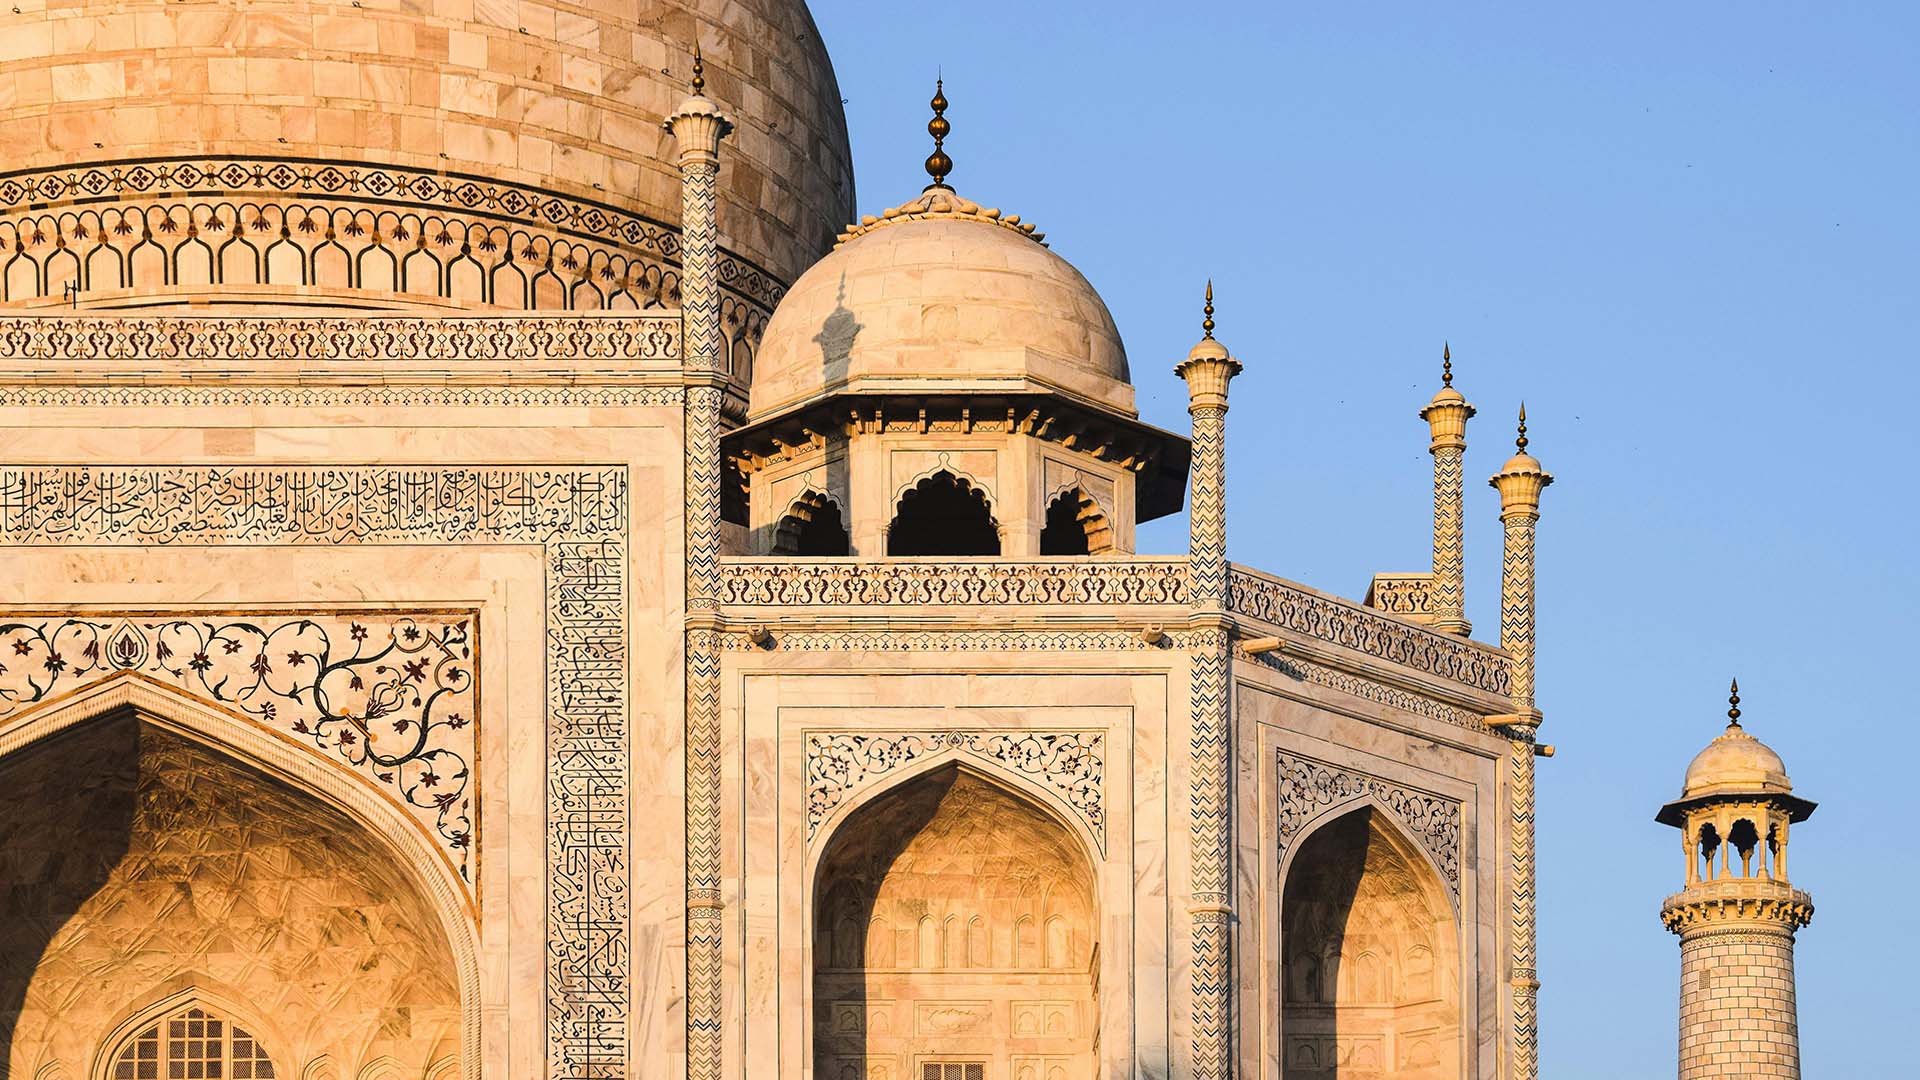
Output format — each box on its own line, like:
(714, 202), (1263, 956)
(1279, 804), (1462, 1080)
(0, 675), (479, 1080)
(811, 764), (1098, 1080)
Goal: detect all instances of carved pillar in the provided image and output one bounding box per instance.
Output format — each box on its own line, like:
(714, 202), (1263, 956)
(1421, 344), (1475, 635)
(667, 52), (733, 1080)
(1174, 287), (1242, 1080)
(1489, 405), (1551, 1080)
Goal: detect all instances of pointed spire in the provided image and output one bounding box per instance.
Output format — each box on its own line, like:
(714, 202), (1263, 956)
(1442, 341), (1453, 387)
(924, 77), (953, 191)
(691, 43), (706, 95)
(1727, 678), (1742, 728)
(1203, 280), (1216, 339)
(1516, 402), (1529, 453)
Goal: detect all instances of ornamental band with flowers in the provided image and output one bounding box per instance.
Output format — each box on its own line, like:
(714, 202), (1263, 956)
(0, 612), (477, 892)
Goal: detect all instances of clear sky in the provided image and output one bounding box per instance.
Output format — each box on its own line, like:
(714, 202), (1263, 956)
(812, 1), (1915, 1073)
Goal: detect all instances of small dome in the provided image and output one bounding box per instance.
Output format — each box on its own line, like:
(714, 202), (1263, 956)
(1680, 722), (1793, 800)
(748, 188), (1134, 421)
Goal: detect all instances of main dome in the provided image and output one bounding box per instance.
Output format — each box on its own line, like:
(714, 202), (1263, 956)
(748, 187), (1135, 421)
(0, 0), (852, 308)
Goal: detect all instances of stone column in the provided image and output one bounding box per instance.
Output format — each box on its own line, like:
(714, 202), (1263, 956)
(1489, 405), (1551, 1080)
(1174, 285), (1242, 1080)
(667, 49), (733, 1080)
(1420, 344), (1475, 635)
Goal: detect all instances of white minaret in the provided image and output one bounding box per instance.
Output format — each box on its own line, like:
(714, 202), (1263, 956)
(1657, 681), (1816, 1079)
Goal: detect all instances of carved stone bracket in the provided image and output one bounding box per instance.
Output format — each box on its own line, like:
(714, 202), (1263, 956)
(1275, 750), (1463, 900)
(806, 730), (1106, 852)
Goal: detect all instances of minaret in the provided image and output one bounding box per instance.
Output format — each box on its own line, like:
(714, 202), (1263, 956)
(667, 44), (733, 1080)
(1420, 343), (1475, 635)
(1657, 682), (1816, 1079)
(1175, 282), (1241, 1080)
(1488, 405), (1551, 1080)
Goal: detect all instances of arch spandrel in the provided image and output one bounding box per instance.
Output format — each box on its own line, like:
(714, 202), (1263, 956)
(805, 731), (1107, 857)
(0, 612), (478, 903)
(1276, 750), (1463, 906)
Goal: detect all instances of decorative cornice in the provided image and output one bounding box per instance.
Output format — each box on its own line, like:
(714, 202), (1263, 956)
(0, 385), (688, 408)
(1364, 572), (1439, 623)
(1662, 881), (1814, 936)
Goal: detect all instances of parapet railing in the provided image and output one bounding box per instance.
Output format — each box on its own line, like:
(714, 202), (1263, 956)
(1228, 565), (1511, 698)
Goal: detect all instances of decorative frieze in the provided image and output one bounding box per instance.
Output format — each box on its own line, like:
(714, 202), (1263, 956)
(1275, 750), (1463, 900)
(1245, 651), (1489, 733)
(0, 611), (478, 895)
(805, 730), (1106, 851)
(1229, 567), (1510, 696)
(0, 155), (785, 313)
(0, 313), (681, 363)
(718, 558), (1191, 607)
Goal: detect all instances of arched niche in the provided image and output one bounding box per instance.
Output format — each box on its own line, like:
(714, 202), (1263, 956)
(772, 490), (850, 557)
(1039, 487), (1114, 556)
(886, 471), (1001, 556)
(1280, 805), (1460, 1080)
(0, 677), (477, 1080)
(811, 765), (1096, 1080)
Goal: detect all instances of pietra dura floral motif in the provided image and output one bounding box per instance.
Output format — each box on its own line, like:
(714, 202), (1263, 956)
(0, 612), (479, 890)
(805, 730), (1107, 851)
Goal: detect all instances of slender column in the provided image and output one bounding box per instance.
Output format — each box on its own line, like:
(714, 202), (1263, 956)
(1489, 405), (1551, 1080)
(1421, 344), (1475, 635)
(667, 50), (733, 1080)
(1174, 284), (1242, 1080)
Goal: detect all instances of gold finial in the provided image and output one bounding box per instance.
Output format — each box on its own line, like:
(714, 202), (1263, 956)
(1516, 402), (1529, 452)
(691, 44), (706, 95)
(1442, 341), (1453, 387)
(924, 78), (953, 190)
(1728, 678), (1742, 727)
(1203, 280), (1216, 339)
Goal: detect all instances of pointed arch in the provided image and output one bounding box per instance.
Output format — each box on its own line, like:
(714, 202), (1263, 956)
(0, 674), (478, 1080)
(1039, 486), (1114, 555)
(810, 763), (1098, 1078)
(771, 490), (849, 556)
(90, 986), (284, 1080)
(886, 470), (1000, 556)
(1279, 803), (1461, 1080)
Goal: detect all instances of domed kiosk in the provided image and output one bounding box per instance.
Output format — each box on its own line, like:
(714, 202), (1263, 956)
(0, 0), (852, 317)
(723, 96), (1188, 558)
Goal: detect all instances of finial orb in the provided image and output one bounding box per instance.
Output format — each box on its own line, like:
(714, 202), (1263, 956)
(924, 77), (954, 190)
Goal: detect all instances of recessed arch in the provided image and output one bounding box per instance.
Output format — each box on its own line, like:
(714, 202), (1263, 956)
(1279, 804), (1461, 1080)
(886, 470), (1000, 556)
(0, 675), (478, 1080)
(771, 490), (849, 556)
(810, 763), (1097, 1079)
(90, 986), (284, 1080)
(1040, 486), (1114, 555)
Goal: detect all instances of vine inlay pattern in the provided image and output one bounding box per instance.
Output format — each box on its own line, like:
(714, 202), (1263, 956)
(720, 559), (1190, 607)
(0, 314), (680, 362)
(806, 730), (1105, 851)
(1276, 750), (1463, 900)
(0, 612), (478, 893)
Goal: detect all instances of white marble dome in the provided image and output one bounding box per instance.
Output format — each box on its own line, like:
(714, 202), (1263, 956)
(748, 187), (1135, 421)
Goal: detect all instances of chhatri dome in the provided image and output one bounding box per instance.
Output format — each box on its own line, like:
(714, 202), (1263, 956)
(748, 81), (1133, 422)
(1676, 679), (1796, 800)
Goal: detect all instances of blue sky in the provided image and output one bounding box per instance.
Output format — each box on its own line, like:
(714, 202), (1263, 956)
(813, 2), (1916, 1073)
